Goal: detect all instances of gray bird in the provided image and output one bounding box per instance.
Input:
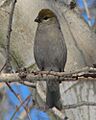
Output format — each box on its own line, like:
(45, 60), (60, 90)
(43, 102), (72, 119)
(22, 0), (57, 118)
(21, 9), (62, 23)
(34, 9), (67, 110)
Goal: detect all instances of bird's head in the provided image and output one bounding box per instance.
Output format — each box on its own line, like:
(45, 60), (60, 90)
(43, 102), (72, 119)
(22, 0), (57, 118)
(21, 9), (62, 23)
(34, 9), (57, 24)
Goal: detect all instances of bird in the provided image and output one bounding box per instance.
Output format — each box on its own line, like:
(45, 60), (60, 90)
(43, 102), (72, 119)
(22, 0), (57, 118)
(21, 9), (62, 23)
(34, 9), (67, 110)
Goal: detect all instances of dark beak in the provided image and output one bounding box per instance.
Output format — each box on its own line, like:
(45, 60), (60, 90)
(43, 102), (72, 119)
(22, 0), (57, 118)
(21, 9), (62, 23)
(34, 17), (41, 23)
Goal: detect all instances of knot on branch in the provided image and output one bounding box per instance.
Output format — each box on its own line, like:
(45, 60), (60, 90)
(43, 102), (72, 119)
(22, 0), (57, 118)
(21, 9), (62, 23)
(18, 68), (27, 79)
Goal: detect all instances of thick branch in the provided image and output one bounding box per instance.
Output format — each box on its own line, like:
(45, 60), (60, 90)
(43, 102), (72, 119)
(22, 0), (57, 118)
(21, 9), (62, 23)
(0, 67), (96, 83)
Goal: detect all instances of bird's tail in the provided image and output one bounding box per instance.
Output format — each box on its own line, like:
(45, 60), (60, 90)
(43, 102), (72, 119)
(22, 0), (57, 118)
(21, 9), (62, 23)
(46, 78), (62, 110)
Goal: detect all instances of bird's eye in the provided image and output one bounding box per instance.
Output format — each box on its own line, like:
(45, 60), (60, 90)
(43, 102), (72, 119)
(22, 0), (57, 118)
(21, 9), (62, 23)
(43, 16), (49, 20)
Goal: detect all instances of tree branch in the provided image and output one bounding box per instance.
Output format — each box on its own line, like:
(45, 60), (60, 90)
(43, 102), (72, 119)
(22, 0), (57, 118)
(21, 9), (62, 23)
(2, 1), (32, 119)
(0, 67), (96, 83)
(10, 94), (32, 120)
(63, 101), (96, 109)
(5, 0), (17, 72)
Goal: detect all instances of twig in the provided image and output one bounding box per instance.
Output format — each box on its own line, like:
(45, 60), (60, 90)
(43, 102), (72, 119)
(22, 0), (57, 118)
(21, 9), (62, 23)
(5, 82), (32, 120)
(5, 0), (17, 72)
(3, 0), (31, 119)
(6, 82), (18, 96)
(82, 0), (91, 26)
(63, 101), (96, 109)
(10, 94), (32, 120)
(0, 63), (6, 73)
(18, 102), (35, 120)
(63, 81), (80, 93)
(20, 81), (36, 88)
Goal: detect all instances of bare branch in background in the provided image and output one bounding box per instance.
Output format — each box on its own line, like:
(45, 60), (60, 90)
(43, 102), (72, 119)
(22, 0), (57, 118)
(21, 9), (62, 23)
(0, 0), (32, 119)
(10, 94), (32, 120)
(5, 0), (17, 72)
(5, 80), (32, 120)
(63, 101), (96, 109)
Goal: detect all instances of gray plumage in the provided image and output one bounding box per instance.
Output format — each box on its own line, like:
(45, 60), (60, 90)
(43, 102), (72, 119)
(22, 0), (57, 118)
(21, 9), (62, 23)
(34, 9), (67, 110)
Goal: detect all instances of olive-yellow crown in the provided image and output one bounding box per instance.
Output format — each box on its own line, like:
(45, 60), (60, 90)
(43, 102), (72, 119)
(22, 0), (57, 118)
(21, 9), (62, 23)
(35, 9), (56, 23)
